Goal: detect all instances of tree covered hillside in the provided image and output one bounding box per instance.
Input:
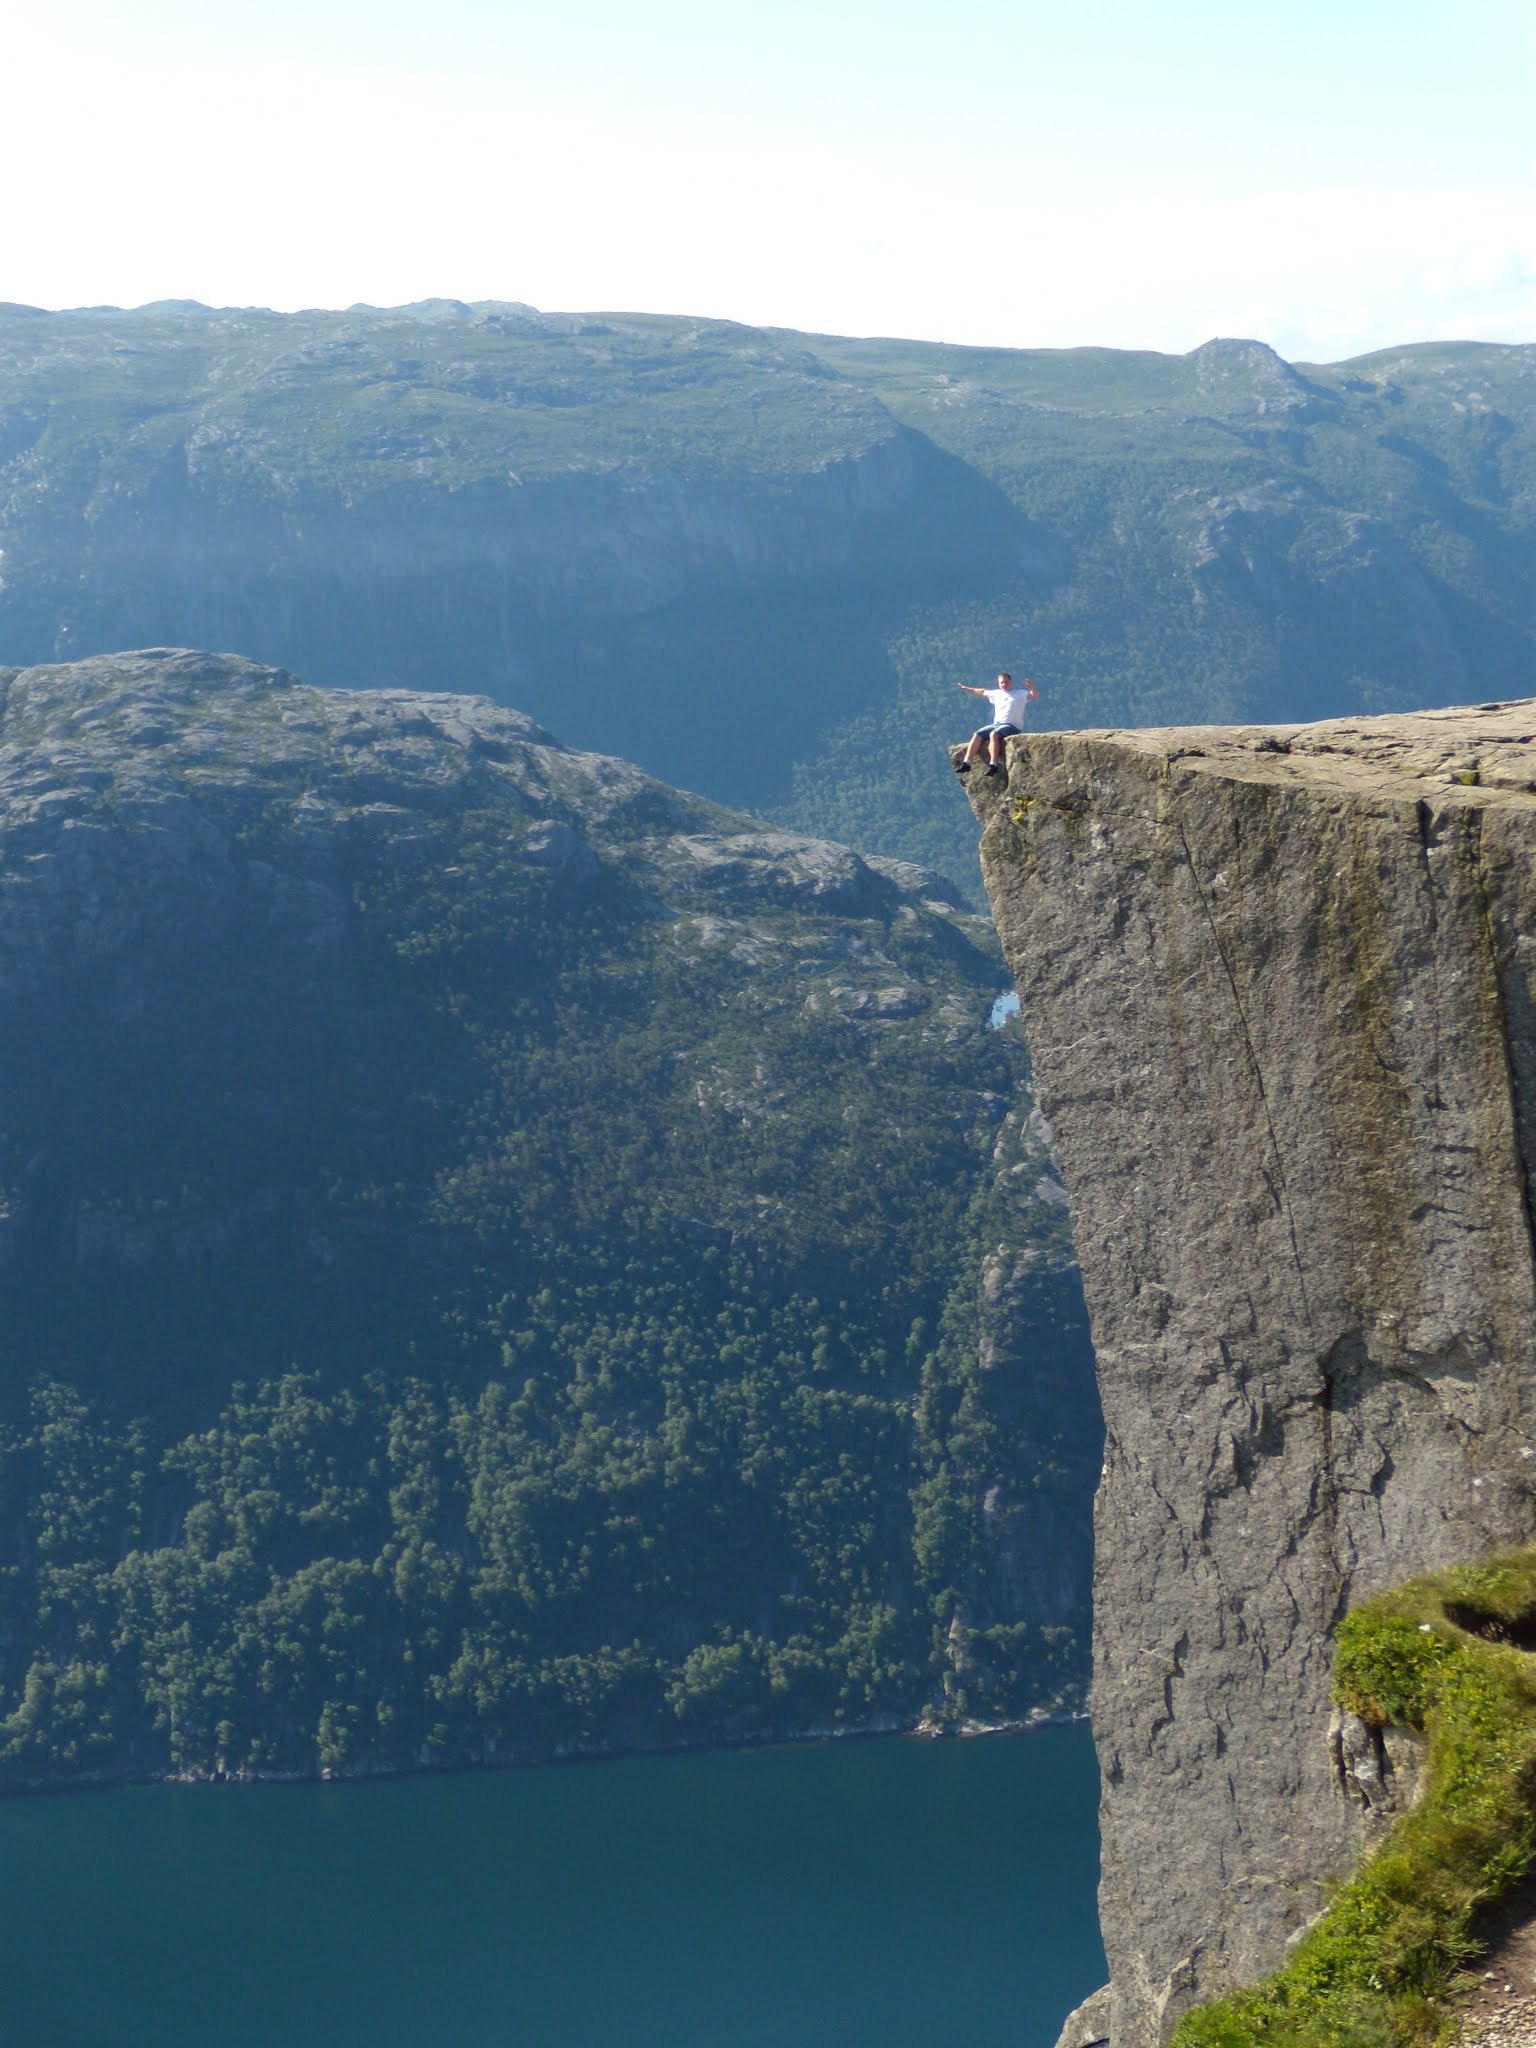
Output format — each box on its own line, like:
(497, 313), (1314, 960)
(0, 302), (1531, 898)
(0, 650), (1095, 1786)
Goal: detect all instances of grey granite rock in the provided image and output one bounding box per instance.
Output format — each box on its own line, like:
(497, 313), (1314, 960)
(1055, 1985), (1113, 2048)
(965, 704), (1536, 2045)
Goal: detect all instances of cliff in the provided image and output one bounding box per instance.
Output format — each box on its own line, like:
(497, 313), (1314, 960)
(965, 704), (1536, 2045)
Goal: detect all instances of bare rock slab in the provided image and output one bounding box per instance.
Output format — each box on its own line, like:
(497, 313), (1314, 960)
(966, 704), (1536, 2045)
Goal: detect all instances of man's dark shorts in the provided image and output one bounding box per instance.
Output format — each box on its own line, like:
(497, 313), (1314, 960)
(976, 721), (1025, 737)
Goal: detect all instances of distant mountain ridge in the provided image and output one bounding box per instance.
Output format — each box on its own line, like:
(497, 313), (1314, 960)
(2, 302), (1530, 898)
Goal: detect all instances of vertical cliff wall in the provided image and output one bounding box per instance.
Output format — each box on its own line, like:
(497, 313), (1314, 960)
(966, 705), (1536, 2046)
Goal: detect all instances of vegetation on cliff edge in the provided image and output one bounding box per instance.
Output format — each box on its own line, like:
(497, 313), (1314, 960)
(1174, 1548), (1536, 2048)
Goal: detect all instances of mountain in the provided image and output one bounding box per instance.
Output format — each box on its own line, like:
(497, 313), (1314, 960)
(1, 302), (1531, 901)
(0, 649), (1097, 1786)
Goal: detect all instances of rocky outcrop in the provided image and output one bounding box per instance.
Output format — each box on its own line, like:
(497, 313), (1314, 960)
(965, 705), (1536, 2045)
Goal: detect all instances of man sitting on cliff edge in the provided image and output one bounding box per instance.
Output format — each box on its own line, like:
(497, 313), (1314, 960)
(954, 671), (1039, 777)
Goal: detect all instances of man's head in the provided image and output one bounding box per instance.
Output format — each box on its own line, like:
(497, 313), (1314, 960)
(996, 671), (1014, 690)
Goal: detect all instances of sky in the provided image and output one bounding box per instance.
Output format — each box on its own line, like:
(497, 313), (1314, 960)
(8, 0), (1534, 361)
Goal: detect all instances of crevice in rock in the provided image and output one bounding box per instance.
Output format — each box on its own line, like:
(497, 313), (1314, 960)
(1412, 798), (1448, 1112)
(1469, 802), (1536, 1288)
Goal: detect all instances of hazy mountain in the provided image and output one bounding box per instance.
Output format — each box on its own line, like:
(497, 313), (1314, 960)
(1, 302), (1530, 899)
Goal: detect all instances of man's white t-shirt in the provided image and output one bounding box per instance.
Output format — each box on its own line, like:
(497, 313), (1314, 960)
(983, 688), (1028, 728)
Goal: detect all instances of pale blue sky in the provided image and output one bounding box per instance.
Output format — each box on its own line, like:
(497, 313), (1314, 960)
(10, 0), (1534, 359)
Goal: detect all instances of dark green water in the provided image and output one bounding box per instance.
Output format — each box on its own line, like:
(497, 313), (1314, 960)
(2, 1725), (1103, 2048)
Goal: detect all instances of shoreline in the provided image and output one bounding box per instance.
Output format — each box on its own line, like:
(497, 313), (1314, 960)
(2, 1699), (1088, 1801)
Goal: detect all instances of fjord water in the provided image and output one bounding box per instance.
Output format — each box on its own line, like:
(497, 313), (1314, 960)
(3, 1725), (1102, 2048)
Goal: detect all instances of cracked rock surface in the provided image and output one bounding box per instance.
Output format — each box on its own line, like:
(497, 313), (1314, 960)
(966, 703), (1536, 2047)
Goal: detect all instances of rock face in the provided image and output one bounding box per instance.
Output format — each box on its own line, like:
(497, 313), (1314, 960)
(965, 704), (1536, 2045)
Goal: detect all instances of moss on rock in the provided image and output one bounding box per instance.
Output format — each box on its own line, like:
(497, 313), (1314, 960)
(1174, 1548), (1536, 2048)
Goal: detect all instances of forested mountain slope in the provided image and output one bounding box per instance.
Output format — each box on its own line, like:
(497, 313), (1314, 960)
(0, 649), (1095, 1785)
(1, 301), (1529, 898)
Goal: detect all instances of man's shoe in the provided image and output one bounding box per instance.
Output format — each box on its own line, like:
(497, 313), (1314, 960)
(955, 760), (971, 775)
(983, 764), (1000, 777)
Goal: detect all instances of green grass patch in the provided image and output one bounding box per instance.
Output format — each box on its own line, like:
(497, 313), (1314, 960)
(1172, 1547), (1536, 2048)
